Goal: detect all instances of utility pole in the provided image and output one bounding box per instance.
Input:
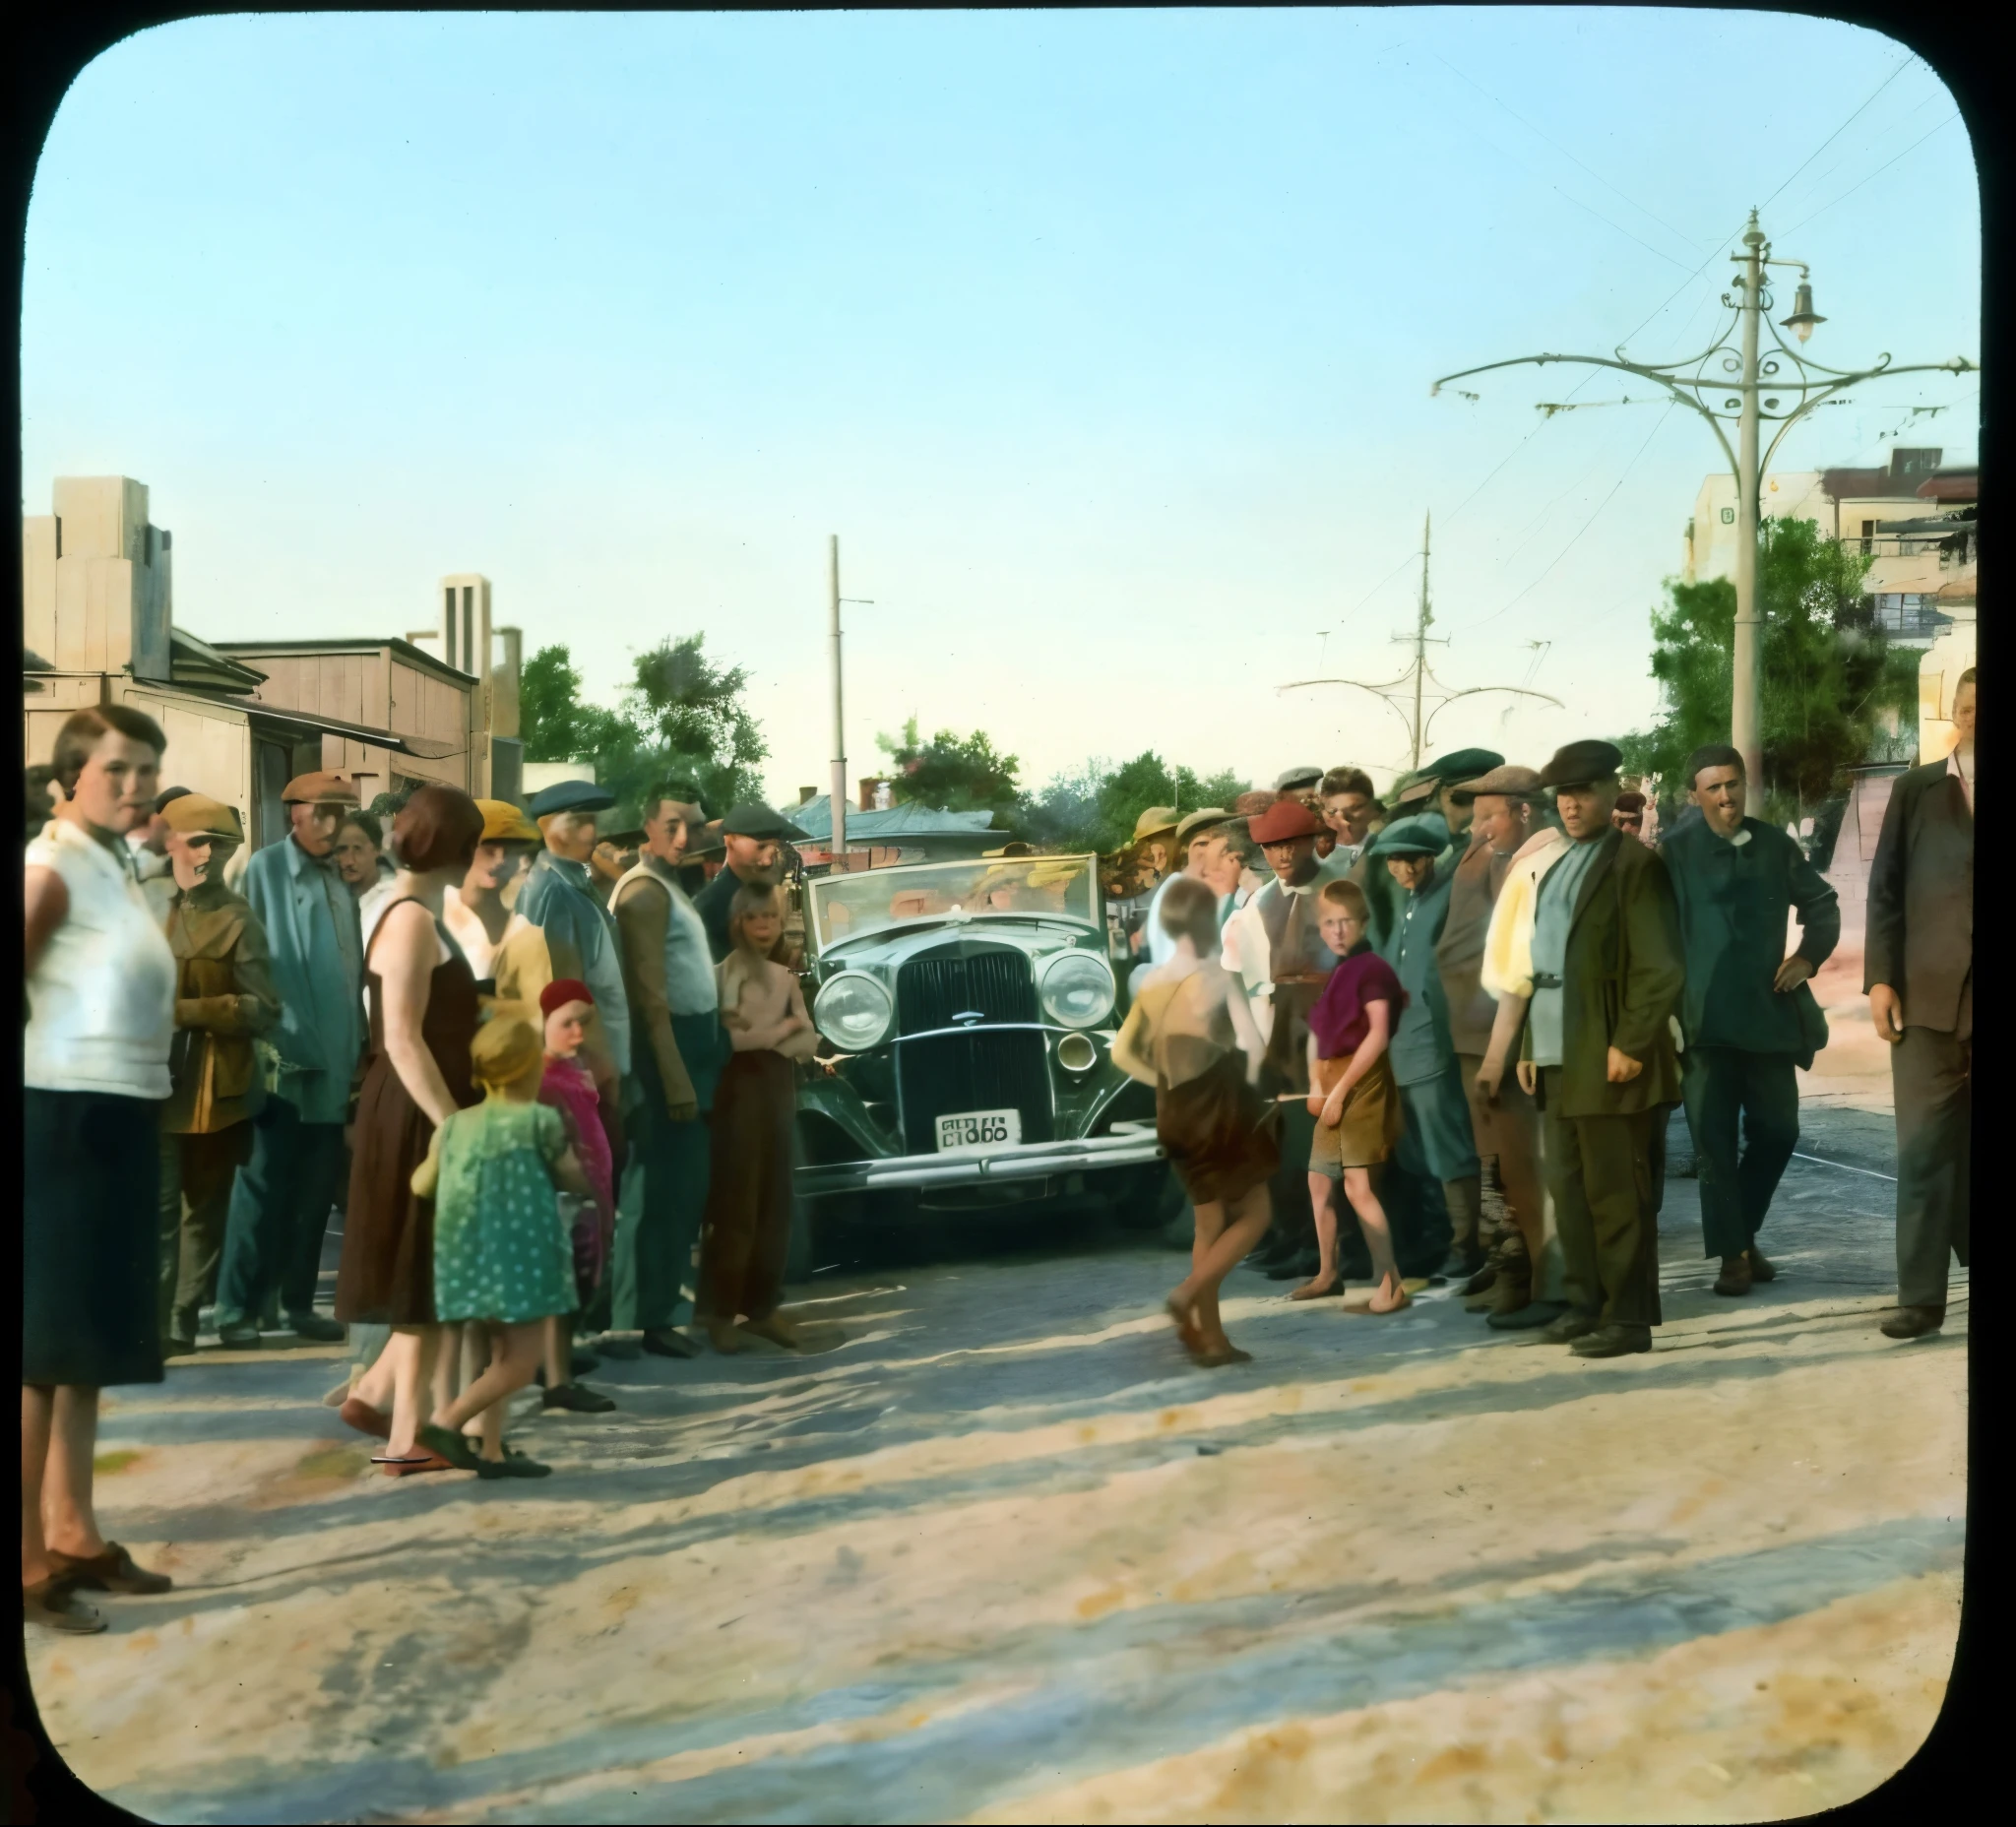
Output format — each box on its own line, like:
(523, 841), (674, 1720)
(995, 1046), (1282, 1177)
(1432, 211), (1976, 789)
(1281, 509), (1559, 771)
(828, 536), (846, 868)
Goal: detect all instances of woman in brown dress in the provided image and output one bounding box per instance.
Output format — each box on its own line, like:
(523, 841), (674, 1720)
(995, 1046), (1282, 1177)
(1113, 874), (1276, 1367)
(335, 786), (484, 1473)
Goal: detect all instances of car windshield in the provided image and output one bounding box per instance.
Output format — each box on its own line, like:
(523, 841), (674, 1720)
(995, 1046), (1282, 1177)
(809, 854), (1099, 949)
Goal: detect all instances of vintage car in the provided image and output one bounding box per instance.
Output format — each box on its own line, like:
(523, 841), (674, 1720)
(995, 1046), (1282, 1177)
(791, 852), (1166, 1216)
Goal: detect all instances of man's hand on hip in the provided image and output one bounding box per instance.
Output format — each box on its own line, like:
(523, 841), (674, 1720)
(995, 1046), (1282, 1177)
(1773, 955), (1816, 993)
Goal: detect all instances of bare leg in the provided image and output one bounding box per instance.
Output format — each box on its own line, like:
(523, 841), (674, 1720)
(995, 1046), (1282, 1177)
(1190, 1186), (1273, 1356)
(22, 1386), (54, 1586)
(1342, 1167), (1407, 1312)
(353, 1343), (396, 1415)
(428, 1322), (458, 1417)
(543, 1315), (570, 1390)
(1169, 1202), (1227, 1351)
(385, 1328), (439, 1456)
(432, 1323), (543, 1454)
(40, 1386), (105, 1560)
(1292, 1172), (1342, 1297)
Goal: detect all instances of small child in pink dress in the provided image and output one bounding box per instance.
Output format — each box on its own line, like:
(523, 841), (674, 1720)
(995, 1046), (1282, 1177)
(536, 978), (617, 1414)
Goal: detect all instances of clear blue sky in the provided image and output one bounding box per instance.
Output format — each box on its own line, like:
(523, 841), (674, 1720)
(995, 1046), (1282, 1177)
(23, 8), (1980, 800)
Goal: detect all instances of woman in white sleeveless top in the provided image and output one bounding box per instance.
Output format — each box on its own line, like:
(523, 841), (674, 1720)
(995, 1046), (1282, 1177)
(23, 706), (181, 1633)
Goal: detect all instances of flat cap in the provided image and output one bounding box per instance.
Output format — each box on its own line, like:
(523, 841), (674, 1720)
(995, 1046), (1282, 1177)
(1174, 807), (1232, 845)
(1232, 789), (1277, 817)
(1393, 772), (1440, 807)
(1273, 766), (1324, 792)
(282, 771), (358, 806)
(527, 780), (615, 820)
(473, 798), (540, 844)
(1538, 740), (1624, 789)
(1248, 798), (1324, 845)
(161, 793), (244, 843)
(723, 802), (808, 841)
(687, 819), (725, 857)
(1129, 805), (1180, 845)
(1422, 746), (1505, 785)
(1459, 764), (1544, 796)
(1366, 813), (1448, 858)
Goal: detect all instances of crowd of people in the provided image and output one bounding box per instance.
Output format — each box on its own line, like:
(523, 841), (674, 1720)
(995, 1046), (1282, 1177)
(21, 673), (1974, 1632)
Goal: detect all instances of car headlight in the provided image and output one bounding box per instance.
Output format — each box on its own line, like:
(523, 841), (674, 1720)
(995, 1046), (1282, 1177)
(1039, 952), (1114, 1030)
(812, 972), (894, 1049)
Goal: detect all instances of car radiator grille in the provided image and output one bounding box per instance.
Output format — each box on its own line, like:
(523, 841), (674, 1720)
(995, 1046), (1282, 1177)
(896, 944), (1054, 1154)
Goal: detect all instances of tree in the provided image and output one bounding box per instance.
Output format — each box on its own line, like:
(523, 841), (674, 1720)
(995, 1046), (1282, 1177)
(877, 718), (1022, 825)
(515, 637), (769, 823)
(1618, 517), (1919, 827)
(1017, 751), (1252, 855)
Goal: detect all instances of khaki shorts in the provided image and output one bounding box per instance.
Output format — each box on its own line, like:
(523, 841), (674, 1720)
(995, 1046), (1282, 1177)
(1306, 1051), (1400, 1177)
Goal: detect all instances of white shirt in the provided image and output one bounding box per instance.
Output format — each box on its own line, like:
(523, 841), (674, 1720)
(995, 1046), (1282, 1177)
(26, 819), (177, 1099)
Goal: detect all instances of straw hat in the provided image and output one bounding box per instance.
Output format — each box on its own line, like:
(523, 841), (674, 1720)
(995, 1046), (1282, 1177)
(1129, 806), (1179, 845)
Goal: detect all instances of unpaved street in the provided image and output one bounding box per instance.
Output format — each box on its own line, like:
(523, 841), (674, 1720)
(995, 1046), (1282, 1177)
(27, 1106), (1964, 1825)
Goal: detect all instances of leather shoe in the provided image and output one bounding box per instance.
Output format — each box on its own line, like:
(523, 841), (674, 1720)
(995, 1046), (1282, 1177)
(217, 1321), (263, 1351)
(641, 1328), (700, 1359)
(592, 1333), (643, 1360)
(1489, 1298), (1567, 1332)
(542, 1382), (616, 1414)
(1267, 1249), (1321, 1282)
(287, 1310), (346, 1343)
(1537, 1308), (1600, 1345)
(1713, 1255), (1753, 1296)
(1748, 1245), (1777, 1283)
(23, 1575), (105, 1634)
(48, 1542), (171, 1595)
(1880, 1305), (1944, 1340)
(1571, 1323), (1653, 1358)
(164, 1334), (198, 1359)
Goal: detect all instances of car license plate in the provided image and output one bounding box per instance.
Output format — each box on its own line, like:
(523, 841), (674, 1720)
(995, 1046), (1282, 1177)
(935, 1108), (1022, 1151)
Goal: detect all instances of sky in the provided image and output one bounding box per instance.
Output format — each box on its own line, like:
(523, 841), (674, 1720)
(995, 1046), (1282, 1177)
(22, 8), (1981, 803)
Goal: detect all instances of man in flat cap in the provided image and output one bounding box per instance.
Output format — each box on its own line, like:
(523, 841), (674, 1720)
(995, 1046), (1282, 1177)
(213, 771), (363, 1347)
(517, 780), (633, 1087)
(1365, 815), (1482, 1278)
(1138, 808), (1234, 980)
(696, 803), (810, 963)
(155, 795), (281, 1355)
(1517, 740), (1684, 1358)
(1436, 765), (1551, 1316)
(1865, 666), (1973, 1340)
(1661, 744), (1838, 1299)
(1274, 766), (1324, 796)
(609, 795), (730, 1358)
(1425, 748), (1504, 852)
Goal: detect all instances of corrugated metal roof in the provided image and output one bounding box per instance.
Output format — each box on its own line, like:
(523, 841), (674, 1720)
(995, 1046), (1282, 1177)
(1916, 472), (1979, 502)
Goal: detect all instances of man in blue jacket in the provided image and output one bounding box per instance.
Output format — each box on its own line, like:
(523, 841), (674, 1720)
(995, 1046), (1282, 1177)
(1661, 744), (1839, 1297)
(212, 772), (364, 1347)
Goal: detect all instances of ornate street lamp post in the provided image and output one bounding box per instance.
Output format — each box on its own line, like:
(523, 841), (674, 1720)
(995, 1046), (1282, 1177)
(1431, 210), (1976, 788)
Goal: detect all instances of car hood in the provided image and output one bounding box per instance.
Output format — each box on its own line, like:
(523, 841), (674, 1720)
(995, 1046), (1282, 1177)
(813, 915), (1095, 975)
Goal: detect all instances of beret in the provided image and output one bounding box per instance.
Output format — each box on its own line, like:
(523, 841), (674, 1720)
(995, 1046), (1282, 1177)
(1248, 798), (1324, 844)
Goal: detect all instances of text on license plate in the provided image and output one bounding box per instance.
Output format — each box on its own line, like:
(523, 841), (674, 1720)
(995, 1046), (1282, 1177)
(935, 1108), (1022, 1151)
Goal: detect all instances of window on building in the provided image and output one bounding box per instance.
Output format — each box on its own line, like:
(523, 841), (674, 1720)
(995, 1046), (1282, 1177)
(1860, 519), (1876, 556)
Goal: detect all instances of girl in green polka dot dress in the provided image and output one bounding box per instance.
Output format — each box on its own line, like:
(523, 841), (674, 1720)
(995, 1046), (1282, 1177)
(411, 1009), (593, 1478)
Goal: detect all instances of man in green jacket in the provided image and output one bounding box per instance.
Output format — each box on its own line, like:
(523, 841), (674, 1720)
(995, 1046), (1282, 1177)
(1519, 740), (1685, 1359)
(1661, 743), (1839, 1296)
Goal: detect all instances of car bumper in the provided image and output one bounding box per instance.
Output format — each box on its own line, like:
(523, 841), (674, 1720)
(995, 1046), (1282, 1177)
(796, 1123), (1165, 1196)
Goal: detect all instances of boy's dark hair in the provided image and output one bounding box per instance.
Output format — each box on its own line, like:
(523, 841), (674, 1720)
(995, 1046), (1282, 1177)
(1684, 743), (1744, 788)
(343, 809), (385, 850)
(1159, 874), (1220, 951)
(1321, 767), (1374, 800)
(50, 704), (166, 795)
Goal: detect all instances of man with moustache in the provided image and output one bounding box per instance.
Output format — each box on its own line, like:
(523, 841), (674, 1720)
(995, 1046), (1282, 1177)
(610, 796), (730, 1358)
(1660, 744), (1838, 1297)
(1517, 740), (1684, 1358)
(695, 803), (808, 963)
(212, 772), (362, 1349)
(1865, 666), (1974, 1340)
(1438, 765), (1551, 1317)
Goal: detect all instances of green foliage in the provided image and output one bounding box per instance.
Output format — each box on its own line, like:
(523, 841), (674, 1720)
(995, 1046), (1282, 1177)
(1019, 750), (1252, 855)
(516, 638), (769, 824)
(877, 717), (1022, 825)
(1618, 517), (1921, 823)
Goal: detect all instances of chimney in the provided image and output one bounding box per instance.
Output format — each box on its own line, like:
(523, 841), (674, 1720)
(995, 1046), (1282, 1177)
(858, 776), (884, 813)
(798, 786), (817, 806)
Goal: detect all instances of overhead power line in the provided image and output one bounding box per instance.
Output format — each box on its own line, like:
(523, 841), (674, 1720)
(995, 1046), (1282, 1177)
(1762, 54), (1914, 210)
(1784, 113), (1964, 234)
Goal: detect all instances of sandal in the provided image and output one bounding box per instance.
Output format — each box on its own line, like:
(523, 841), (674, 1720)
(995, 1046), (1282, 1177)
(48, 1543), (171, 1595)
(371, 1451), (452, 1478)
(339, 1397), (393, 1441)
(416, 1422), (483, 1472)
(475, 1444), (553, 1480)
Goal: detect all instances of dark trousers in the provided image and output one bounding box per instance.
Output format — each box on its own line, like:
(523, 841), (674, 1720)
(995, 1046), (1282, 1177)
(158, 1125), (254, 1336)
(215, 1099), (349, 1326)
(699, 1050), (796, 1322)
(1894, 1023), (1971, 1308)
(622, 1024), (723, 1331)
(1541, 1068), (1663, 1329)
(1680, 1048), (1798, 1259)
(1268, 1102), (1318, 1251)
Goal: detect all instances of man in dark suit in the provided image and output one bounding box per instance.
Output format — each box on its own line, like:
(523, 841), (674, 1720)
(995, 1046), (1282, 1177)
(1662, 743), (1840, 1296)
(1518, 740), (1685, 1358)
(1866, 667), (1974, 1340)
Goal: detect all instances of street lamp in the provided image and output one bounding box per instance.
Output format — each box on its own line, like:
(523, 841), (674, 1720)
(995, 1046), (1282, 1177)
(1430, 209), (1976, 788)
